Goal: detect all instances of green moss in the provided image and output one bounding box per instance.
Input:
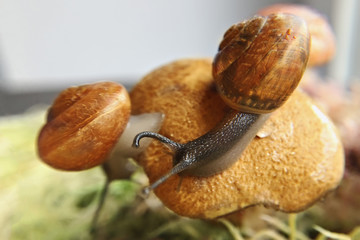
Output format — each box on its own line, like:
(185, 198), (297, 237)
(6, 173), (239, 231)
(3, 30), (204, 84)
(0, 109), (358, 240)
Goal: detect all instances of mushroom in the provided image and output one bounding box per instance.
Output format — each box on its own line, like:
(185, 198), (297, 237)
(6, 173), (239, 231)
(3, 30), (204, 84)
(257, 3), (336, 66)
(130, 58), (344, 219)
(133, 13), (311, 194)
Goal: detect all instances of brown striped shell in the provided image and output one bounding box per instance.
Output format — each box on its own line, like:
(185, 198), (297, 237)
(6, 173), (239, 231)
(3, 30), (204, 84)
(213, 13), (310, 114)
(38, 82), (131, 171)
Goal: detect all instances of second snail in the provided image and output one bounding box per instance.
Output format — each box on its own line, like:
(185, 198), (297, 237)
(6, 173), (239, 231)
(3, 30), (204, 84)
(133, 13), (310, 194)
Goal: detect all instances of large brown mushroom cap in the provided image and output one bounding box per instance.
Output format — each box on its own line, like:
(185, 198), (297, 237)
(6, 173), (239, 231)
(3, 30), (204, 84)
(131, 59), (344, 219)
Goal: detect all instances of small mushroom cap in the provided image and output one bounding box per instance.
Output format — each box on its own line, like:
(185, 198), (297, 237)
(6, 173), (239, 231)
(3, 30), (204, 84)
(131, 59), (344, 219)
(258, 4), (336, 66)
(38, 81), (131, 171)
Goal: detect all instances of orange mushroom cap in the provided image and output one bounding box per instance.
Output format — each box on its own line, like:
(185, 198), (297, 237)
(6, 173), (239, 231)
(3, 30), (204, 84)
(131, 59), (344, 219)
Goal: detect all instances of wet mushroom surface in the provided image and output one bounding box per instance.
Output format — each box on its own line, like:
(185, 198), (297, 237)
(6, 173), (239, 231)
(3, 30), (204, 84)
(130, 59), (344, 219)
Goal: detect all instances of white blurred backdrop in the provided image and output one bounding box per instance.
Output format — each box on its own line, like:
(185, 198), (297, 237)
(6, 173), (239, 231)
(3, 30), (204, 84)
(0, 0), (358, 93)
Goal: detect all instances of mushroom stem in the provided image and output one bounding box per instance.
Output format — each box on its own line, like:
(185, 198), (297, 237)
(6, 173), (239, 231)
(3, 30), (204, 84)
(92, 113), (164, 230)
(90, 177), (110, 234)
(103, 112), (165, 181)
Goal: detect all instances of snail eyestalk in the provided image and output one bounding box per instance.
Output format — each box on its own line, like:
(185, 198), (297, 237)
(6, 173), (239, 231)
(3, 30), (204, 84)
(133, 131), (192, 195)
(132, 131), (183, 150)
(141, 160), (193, 195)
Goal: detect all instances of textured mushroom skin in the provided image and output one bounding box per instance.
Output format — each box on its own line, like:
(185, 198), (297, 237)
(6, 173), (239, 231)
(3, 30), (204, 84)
(38, 81), (131, 171)
(130, 59), (344, 219)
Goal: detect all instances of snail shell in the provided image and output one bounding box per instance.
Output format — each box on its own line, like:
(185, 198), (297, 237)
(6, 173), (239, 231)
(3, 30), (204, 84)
(213, 13), (310, 114)
(38, 82), (131, 171)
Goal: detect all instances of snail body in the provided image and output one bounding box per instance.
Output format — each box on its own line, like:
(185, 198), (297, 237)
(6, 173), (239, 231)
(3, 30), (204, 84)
(133, 111), (270, 192)
(133, 13), (310, 194)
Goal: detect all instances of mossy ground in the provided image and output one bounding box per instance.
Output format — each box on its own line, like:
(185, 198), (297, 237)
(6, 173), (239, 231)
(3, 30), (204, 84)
(0, 109), (358, 240)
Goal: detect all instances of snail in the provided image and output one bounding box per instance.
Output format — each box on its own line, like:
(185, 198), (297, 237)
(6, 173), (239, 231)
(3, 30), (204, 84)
(37, 81), (131, 170)
(133, 13), (310, 194)
(37, 81), (164, 232)
(37, 81), (163, 171)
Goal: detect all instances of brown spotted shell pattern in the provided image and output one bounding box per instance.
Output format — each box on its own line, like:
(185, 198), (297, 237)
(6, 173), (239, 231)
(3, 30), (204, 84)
(213, 13), (310, 114)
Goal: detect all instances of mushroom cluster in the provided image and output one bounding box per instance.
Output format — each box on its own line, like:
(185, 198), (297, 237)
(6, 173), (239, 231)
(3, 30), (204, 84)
(37, 4), (344, 220)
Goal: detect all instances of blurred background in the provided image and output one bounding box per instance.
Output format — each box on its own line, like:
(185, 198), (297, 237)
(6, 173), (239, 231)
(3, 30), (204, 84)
(0, 0), (359, 115)
(1, 1), (360, 239)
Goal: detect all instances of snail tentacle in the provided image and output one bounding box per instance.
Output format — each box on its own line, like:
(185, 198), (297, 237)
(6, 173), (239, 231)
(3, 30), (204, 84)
(133, 131), (183, 150)
(142, 158), (194, 195)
